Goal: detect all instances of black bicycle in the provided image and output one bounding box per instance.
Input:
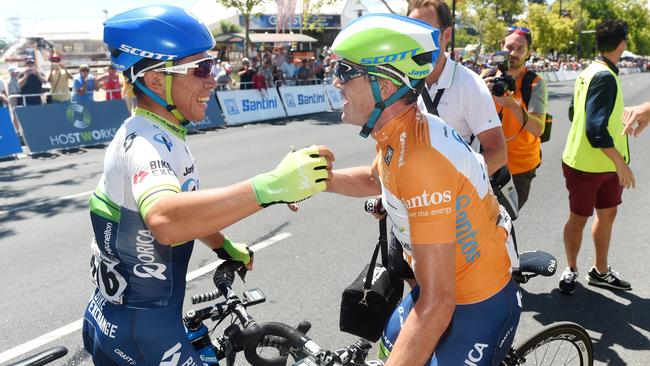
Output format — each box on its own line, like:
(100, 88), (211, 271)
(184, 260), (379, 365)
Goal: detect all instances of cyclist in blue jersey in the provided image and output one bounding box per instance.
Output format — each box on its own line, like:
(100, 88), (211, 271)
(81, 6), (332, 365)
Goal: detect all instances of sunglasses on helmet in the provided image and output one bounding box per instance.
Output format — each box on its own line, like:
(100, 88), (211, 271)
(334, 60), (366, 84)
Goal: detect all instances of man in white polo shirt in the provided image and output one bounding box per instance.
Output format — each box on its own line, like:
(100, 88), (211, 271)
(381, 0), (513, 285)
(409, 0), (507, 175)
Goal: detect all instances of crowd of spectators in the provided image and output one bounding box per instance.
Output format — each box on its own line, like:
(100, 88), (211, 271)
(211, 44), (339, 93)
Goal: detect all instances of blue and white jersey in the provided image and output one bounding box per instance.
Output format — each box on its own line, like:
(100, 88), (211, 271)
(88, 108), (199, 308)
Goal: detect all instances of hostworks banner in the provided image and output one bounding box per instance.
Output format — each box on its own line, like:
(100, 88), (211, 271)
(16, 100), (130, 153)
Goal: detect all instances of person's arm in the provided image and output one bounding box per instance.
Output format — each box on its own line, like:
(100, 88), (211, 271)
(623, 101), (650, 137)
(385, 242), (456, 366)
(143, 146), (333, 244)
(601, 147), (635, 189)
(326, 165), (381, 197)
(476, 127), (507, 175)
(35, 71), (47, 84)
(18, 72), (29, 88)
(466, 72), (507, 175)
(584, 71), (617, 148)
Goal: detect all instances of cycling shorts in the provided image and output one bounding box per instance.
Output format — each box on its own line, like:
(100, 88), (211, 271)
(82, 291), (202, 366)
(380, 280), (521, 365)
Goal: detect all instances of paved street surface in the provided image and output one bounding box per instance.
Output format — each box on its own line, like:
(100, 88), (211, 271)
(1, 73), (649, 365)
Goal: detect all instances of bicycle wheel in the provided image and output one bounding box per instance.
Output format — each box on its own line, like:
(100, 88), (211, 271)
(507, 322), (593, 366)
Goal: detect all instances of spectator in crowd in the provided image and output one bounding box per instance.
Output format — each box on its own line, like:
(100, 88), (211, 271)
(483, 26), (547, 211)
(238, 57), (255, 90)
(252, 67), (268, 97)
(260, 60), (274, 87)
(18, 57), (47, 106)
(281, 54), (297, 86)
(314, 55), (326, 82)
(0, 74), (7, 106)
(559, 20), (633, 294)
(98, 65), (123, 100)
(323, 59), (336, 84)
(297, 58), (312, 85)
(216, 60), (234, 91)
(622, 101), (650, 137)
(47, 56), (73, 103)
(72, 64), (99, 104)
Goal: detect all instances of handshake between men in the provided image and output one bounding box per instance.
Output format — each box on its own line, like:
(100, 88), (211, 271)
(250, 145), (334, 207)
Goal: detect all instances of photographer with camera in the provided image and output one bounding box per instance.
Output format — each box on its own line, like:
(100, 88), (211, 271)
(47, 55), (73, 103)
(483, 26), (548, 211)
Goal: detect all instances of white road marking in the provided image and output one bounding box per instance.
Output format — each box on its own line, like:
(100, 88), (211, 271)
(0, 232), (293, 364)
(0, 190), (94, 215)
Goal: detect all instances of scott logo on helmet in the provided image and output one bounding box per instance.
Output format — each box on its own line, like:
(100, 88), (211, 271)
(360, 48), (420, 65)
(118, 44), (178, 61)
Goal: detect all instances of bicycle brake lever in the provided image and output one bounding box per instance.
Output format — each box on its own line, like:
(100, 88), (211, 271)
(237, 265), (248, 283)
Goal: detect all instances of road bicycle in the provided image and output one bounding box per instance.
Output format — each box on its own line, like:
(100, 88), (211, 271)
(183, 252), (593, 366)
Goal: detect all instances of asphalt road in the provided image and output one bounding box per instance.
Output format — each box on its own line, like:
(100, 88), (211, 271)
(1, 73), (649, 366)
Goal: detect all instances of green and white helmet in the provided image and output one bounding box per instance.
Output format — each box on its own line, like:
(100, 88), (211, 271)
(331, 14), (440, 137)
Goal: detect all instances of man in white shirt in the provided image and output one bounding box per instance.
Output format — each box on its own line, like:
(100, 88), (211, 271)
(409, 0), (507, 175)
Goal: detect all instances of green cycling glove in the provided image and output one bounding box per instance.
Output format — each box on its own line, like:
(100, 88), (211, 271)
(214, 237), (252, 264)
(250, 145), (329, 207)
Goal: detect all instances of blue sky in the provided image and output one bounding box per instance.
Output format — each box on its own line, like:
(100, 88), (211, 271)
(1, 0), (196, 40)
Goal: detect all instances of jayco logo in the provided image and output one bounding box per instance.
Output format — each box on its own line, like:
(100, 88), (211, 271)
(360, 48), (420, 65)
(298, 93), (325, 105)
(402, 189), (452, 209)
(242, 98), (278, 112)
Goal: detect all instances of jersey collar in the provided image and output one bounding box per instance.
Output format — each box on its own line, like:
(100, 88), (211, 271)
(373, 107), (418, 147)
(135, 107), (187, 140)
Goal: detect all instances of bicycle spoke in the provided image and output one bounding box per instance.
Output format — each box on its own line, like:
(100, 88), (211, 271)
(525, 340), (583, 366)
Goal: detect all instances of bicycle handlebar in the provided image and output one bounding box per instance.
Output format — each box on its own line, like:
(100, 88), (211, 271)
(7, 347), (68, 366)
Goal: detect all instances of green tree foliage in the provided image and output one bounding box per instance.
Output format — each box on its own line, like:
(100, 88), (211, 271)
(301, 0), (339, 31)
(522, 3), (575, 56)
(214, 21), (242, 36)
(217, 0), (268, 53)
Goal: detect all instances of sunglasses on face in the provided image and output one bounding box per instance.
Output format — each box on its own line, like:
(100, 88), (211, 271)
(154, 57), (217, 79)
(334, 60), (366, 84)
(507, 25), (531, 35)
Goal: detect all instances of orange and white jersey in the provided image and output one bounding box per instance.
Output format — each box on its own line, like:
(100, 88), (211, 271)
(372, 107), (512, 304)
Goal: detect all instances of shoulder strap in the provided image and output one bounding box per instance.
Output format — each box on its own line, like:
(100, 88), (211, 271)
(521, 70), (537, 108)
(363, 217), (388, 291)
(421, 88), (445, 117)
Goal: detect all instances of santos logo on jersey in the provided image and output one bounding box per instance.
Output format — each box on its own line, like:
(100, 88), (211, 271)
(402, 189), (452, 209)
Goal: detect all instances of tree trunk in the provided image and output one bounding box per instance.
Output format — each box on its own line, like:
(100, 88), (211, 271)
(244, 13), (251, 59)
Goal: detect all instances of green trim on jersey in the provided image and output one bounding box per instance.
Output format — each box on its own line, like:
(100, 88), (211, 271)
(135, 107), (187, 140)
(137, 184), (181, 219)
(89, 189), (121, 222)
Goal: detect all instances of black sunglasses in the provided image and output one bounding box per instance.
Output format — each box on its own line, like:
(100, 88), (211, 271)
(334, 60), (366, 84)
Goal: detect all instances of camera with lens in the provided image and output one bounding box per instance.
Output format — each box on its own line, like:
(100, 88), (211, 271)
(487, 51), (516, 97)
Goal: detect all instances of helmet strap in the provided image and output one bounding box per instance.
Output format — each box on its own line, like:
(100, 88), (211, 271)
(133, 61), (189, 125)
(359, 66), (419, 138)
